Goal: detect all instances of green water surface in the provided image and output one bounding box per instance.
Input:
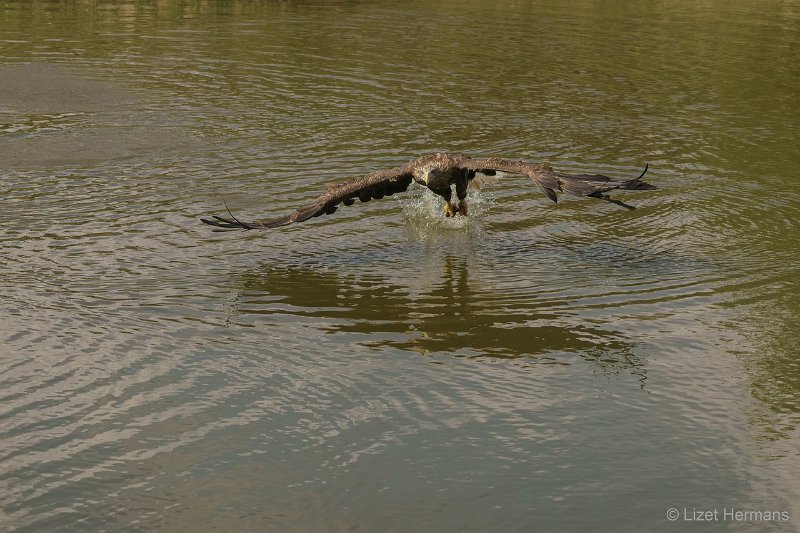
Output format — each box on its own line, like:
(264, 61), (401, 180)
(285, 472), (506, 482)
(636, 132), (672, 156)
(1, 1), (799, 531)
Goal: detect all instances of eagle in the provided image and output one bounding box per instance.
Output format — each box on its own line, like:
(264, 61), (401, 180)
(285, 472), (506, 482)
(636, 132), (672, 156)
(201, 152), (655, 230)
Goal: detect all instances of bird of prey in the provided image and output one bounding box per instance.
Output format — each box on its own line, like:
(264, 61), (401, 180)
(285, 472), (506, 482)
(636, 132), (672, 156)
(201, 152), (654, 230)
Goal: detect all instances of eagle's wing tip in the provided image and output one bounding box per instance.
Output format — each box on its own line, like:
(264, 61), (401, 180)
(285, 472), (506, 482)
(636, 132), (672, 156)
(200, 216), (253, 230)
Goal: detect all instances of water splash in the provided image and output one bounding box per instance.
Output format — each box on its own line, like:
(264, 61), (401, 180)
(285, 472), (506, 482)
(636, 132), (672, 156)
(396, 185), (494, 241)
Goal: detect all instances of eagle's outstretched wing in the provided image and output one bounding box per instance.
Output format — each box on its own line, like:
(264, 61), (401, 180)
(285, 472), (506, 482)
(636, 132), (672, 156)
(461, 157), (654, 210)
(202, 154), (656, 230)
(201, 166), (414, 230)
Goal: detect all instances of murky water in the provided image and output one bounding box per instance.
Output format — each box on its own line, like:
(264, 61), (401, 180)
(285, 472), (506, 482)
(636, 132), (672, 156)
(2, 1), (799, 531)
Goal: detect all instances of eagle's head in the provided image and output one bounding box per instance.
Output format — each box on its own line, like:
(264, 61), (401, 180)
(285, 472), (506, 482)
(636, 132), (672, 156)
(419, 165), (451, 188)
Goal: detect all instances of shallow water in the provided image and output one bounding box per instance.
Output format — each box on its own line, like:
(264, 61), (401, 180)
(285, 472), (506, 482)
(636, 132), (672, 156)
(1, 1), (799, 531)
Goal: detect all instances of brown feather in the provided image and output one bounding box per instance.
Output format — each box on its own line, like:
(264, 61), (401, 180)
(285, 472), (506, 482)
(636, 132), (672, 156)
(202, 165), (414, 230)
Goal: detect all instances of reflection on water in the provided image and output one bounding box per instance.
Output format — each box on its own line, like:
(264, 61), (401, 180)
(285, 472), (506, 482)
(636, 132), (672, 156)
(236, 259), (645, 377)
(1, 0), (800, 531)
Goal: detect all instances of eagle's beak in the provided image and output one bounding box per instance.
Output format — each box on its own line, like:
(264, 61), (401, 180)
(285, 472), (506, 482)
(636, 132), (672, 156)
(421, 168), (430, 185)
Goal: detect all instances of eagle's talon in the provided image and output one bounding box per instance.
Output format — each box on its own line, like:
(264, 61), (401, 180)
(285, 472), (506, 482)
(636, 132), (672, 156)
(444, 202), (457, 217)
(458, 200), (468, 216)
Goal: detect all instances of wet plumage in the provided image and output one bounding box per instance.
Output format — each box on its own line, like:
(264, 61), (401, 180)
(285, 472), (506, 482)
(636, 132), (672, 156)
(201, 152), (655, 231)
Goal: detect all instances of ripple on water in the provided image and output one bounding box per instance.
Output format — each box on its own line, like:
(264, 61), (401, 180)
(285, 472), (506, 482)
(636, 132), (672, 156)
(2, 2), (800, 530)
